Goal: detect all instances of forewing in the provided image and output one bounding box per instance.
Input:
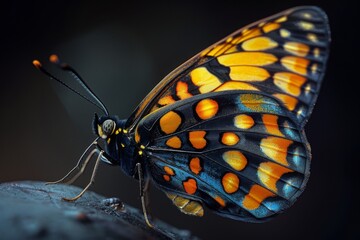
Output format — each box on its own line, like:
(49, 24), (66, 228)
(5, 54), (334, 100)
(136, 91), (310, 221)
(126, 6), (330, 131)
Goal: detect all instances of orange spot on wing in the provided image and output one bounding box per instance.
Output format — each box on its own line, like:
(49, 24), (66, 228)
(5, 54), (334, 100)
(274, 72), (306, 97)
(242, 184), (275, 210)
(214, 196), (226, 207)
(242, 37), (278, 51)
(189, 131), (207, 149)
(221, 132), (240, 146)
(229, 66), (270, 81)
(215, 81), (259, 92)
(183, 178), (197, 194)
(164, 166), (175, 176)
(260, 136), (293, 166)
(158, 95), (176, 106)
(176, 81), (193, 100)
(273, 93), (298, 111)
(195, 99), (219, 120)
(281, 56), (309, 75)
(163, 175), (171, 181)
(258, 162), (293, 193)
(190, 67), (222, 93)
(262, 23), (280, 33)
(222, 151), (247, 171)
(222, 172), (239, 194)
(284, 42), (310, 57)
(262, 114), (284, 137)
(234, 114), (255, 129)
(159, 111), (182, 134)
(166, 136), (182, 149)
(190, 157), (202, 175)
(218, 52), (277, 67)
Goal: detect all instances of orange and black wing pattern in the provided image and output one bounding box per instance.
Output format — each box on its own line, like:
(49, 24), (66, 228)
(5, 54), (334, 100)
(136, 91), (311, 221)
(126, 6), (330, 131)
(128, 6), (330, 221)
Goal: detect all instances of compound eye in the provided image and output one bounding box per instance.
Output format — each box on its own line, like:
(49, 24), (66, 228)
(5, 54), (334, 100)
(101, 119), (116, 138)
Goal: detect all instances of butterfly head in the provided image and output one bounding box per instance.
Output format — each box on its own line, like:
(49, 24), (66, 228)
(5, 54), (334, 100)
(96, 116), (116, 139)
(93, 113), (124, 139)
(92, 113), (128, 164)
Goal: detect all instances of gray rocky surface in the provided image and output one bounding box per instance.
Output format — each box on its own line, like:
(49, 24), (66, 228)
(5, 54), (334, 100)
(0, 181), (197, 240)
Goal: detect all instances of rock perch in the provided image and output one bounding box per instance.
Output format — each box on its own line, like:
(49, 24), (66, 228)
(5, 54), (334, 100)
(0, 181), (198, 240)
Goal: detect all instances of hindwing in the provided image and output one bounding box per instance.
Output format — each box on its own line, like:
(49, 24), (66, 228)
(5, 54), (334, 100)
(136, 91), (310, 221)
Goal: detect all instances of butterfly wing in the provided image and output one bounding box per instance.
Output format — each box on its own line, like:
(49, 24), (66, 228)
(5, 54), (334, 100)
(126, 6), (330, 131)
(136, 91), (310, 221)
(127, 6), (330, 221)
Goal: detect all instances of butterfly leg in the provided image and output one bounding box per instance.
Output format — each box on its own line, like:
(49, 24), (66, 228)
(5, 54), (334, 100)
(136, 162), (153, 228)
(63, 150), (104, 202)
(46, 138), (99, 185)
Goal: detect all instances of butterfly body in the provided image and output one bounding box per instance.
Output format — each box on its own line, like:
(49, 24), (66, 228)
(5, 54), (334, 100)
(38, 6), (330, 224)
(93, 115), (144, 177)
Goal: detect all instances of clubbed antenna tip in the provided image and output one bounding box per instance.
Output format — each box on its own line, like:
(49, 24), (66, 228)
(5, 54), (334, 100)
(49, 54), (60, 64)
(32, 54), (109, 116)
(32, 60), (42, 69)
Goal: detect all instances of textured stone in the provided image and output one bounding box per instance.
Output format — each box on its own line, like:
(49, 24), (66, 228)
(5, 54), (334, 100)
(0, 181), (198, 240)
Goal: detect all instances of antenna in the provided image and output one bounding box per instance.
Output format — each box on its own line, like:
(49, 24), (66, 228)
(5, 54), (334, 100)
(33, 55), (109, 116)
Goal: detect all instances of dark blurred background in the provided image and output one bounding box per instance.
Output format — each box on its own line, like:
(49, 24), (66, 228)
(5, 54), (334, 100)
(1, 0), (358, 239)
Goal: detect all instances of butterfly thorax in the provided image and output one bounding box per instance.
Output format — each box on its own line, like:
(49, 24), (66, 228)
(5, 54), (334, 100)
(93, 114), (138, 177)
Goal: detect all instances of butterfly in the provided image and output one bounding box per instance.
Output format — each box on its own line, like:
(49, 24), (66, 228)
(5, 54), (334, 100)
(33, 6), (330, 227)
